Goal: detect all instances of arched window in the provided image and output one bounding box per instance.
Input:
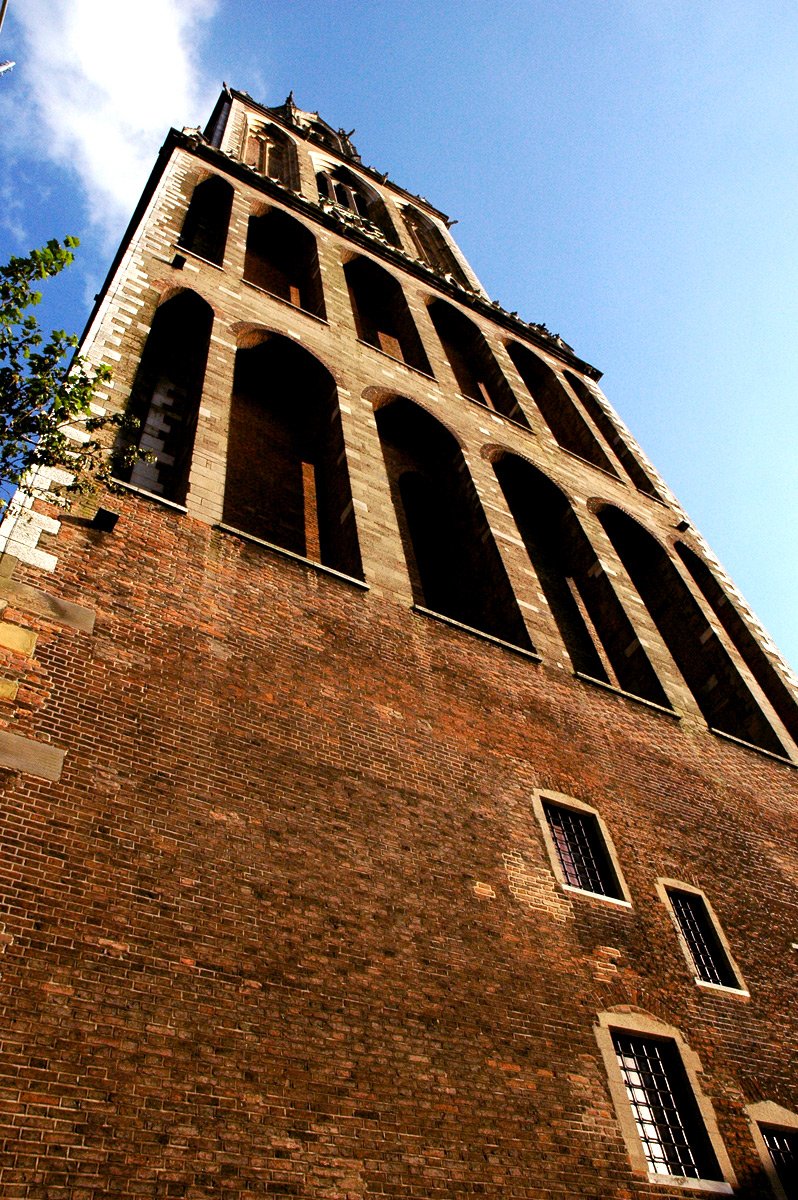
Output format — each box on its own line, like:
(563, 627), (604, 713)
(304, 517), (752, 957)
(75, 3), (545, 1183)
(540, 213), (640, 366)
(493, 454), (667, 703)
(315, 166), (400, 246)
(599, 505), (785, 753)
(374, 397), (532, 648)
(506, 343), (616, 473)
(178, 175), (234, 267)
(564, 371), (663, 499)
(243, 123), (299, 190)
(344, 258), (430, 373)
(123, 291), (213, 504)
(243, 209), (326, 318)
(308, 121), (342, 153)
(676, 542), (798, 745)
(223, 335), (362, 579)
(429, 302), (530, 427)
(401, 205), (470, 288)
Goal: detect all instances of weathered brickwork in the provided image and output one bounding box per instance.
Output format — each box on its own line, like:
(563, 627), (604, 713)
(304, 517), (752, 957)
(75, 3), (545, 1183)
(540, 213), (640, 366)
(0, 88), (796, 1197)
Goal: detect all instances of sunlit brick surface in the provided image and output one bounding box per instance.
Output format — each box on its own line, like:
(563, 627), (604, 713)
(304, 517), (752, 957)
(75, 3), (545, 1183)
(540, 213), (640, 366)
(0, 88), (796, 1198)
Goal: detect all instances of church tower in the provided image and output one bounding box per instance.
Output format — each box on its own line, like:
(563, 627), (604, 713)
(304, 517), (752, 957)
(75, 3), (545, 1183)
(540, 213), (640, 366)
(0, 86), (796, 1198)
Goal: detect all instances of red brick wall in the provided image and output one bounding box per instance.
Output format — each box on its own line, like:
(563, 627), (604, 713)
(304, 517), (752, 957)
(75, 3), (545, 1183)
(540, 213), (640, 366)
(1, 99), (795, 1197)
(0, 493), (795, 1197)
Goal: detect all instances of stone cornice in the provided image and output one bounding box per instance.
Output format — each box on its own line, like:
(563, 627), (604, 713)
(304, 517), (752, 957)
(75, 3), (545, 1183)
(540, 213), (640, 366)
(79, 126), (602, 383)
(177, 130), (603, 381)
(225, 88), (454, 228)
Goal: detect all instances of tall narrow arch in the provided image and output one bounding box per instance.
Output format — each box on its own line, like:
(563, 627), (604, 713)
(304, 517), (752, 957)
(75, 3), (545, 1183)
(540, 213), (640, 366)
(243, 209), (326, 318)
(563, 371), (663, 499)
(675, 542), (798, 745)
(375, 398), (532, 648)
(599, 505), (784, 753)
(123, 291), (214, 504)
(429, 302), (530, 427)
(344, 257), (430, 373)
(178, 175), (234, 266)
(308, 121), (343, 154)
(243, 122), (299, 190)
(401, 205), (470, 288)
(315, 165), (400, 246)
(506, 343), (616, 473)
(223, 335), (363, 578)
(493, 454), (667, 703)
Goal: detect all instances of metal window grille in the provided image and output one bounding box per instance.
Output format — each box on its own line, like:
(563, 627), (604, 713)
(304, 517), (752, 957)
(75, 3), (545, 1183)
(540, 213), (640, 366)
(543, 802), (620, 897)
(668, 889), (738, 988)
(612, 1033), (722, 1181)
(762, 1126), (798, 1198)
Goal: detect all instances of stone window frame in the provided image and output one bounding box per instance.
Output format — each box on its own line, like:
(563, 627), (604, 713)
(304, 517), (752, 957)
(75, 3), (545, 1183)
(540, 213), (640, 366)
(594, 1009), (737, 1194)
(532, 789), (632, 908)
(655, 878), (749, 997)
(746, 1100), (798, 1200)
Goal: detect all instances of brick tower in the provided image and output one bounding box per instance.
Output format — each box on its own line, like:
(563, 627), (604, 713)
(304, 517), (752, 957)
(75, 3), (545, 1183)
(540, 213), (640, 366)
(0, 87), (797, 1198)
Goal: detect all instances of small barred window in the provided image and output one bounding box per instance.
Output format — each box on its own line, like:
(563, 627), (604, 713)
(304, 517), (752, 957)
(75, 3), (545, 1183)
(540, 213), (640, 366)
(667, 888), (739, 989)
(762, 1126), (798, 1198)
(542, 801), (622, 899)
(612, 1032), (723, 1182)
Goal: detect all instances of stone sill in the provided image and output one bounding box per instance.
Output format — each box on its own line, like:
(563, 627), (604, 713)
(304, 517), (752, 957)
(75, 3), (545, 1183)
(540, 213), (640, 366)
(460, 392), (536, 437)
(637, 487), (668, 506)
(173, 245), (224, 271)
(561, 884), (632, 910)
(356, 339), (435, 380)
(575, 672), (679, 719)
(412, 604), (541, 661)
(559, 444), (625, 483)
(110, 480), (188, 513)
(695, 979), (750, 999)
(242, 278), (328, 324)
(709, 726), (796, 768)
(216, 524), (369, 590)
(643, 1174), (732, 1195)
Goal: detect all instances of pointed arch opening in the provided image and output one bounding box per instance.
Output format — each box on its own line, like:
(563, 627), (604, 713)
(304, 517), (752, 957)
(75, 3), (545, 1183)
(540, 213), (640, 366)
(375, 398), (532, 648)
(675, 542), (798, 745)
(493, 454), (667, 702)
(401, 206), (470, 288)
(506, 343), (616, 472)
(344, 257), (430, 372)
(563, 371), (663, 498)
(223, 335), (363, 578)
(599, 506), (784, 752)
(243, 122), (299, 190)
(243, 209), (326, 318)
(308, 121), (343, 154)
(178, 175), (234, 267)
(315, 165), (400, 246)
(122, 291), (213, 504)
(429, 302), (530, 427)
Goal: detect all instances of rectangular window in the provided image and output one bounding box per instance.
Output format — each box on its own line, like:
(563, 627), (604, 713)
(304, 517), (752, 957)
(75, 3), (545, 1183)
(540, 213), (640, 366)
(542, 801), (621, 898)
(762, 1126), (798, 1198)
(667, 888), (739, 988)
(612, 1032), (723, 1181)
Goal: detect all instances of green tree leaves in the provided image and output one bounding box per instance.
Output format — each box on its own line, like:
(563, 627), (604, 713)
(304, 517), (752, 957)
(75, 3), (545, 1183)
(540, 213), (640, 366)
(0, 237), (137, 510)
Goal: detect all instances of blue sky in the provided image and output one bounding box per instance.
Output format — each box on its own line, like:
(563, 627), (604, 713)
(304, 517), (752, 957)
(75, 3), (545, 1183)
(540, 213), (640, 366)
(1, 0), (797, 671)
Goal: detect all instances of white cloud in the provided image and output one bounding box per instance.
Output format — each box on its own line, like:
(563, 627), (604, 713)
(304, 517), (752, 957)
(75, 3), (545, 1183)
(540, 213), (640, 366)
(0, 181), (27, 243)
(11, 0), (218, 235)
